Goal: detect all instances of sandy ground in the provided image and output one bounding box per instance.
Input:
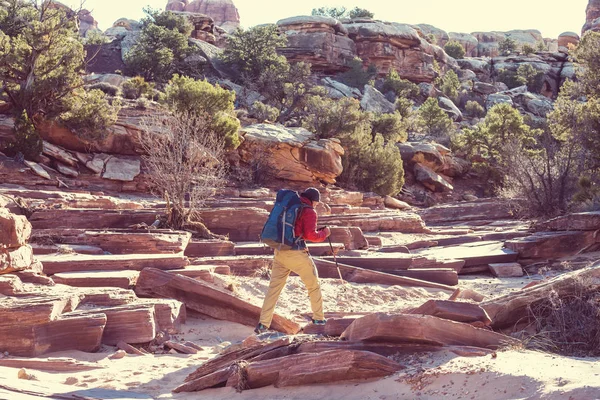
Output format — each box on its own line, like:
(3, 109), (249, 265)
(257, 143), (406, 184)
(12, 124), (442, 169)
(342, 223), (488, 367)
(2, 276), (600, 400)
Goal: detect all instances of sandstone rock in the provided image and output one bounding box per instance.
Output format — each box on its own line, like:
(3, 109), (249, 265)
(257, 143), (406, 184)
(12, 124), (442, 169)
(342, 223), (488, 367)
(473, 82), (498, 95)
(55, 162), (79, 178)
(414, 164), (453, 192)
(488, 262), (524, 277)
(225, 350), (402, 389)
(217, 79), (263, 108)
(438, 97), (462, 121)
(0, 274), (24, 295)
(344, 20), (453, 83)
(102, 157), (141, 182)
(167, 0), (240, 32)
(53, 271), (140, 289)
(277, 16), (356, 74)
(448, 32), (479, 57)
(321, 78), (361, 99)
(42, 141), (78, 166)
(135, 268), (300, 334)
(383, 196), (411, 210)
(536, 211), (600, 231)
(197, 207), (268, 242)
(583, 0), (600, 34)
(410, 300), (492, 325)
(486, 93), (513, 109)
(109, 350), (127, 360)
(360, 85), (395, 113)
(341, 313), (517, 349)
(505, 231), (597, 260)
(415, 24), (449, 46)
(558, 32), (580, 52)
(239, 124), (344, 185)
(0, 208), (32, 248)
(0, 245), (34, 275)
(23, 160), (51, 180)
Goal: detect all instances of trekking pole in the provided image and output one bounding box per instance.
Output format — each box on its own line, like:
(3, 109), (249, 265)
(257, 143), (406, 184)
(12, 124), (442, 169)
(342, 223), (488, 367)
(328, 236), (346, 286)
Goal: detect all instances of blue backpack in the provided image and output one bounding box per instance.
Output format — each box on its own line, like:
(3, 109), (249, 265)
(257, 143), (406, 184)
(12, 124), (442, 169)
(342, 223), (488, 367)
(261, 189), (310, 250)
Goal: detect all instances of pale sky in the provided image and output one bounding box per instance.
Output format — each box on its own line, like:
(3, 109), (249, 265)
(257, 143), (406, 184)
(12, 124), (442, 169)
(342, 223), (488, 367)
(64, 0), (589, 39)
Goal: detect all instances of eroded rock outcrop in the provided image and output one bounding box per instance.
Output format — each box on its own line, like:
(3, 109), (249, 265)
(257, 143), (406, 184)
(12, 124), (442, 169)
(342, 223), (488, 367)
(583, 0), (600, 34)
(277, 16), (356, 74)
(238, 124), (344, 185)
(342, 20), (456, 83)
(166, 0), (240, 32)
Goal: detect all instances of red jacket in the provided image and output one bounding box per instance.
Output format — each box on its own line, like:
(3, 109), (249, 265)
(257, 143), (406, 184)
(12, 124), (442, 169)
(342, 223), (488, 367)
(294, 197), (328, 243)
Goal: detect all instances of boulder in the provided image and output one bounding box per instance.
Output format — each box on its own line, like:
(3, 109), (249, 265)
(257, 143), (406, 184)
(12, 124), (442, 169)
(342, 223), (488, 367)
(341, 313), (517, 349)
(486, 93), (513, 109)
(277, 16), (356, 74)
(410, 300), (492, 325)
(0, 245), (34, 275)
(0, 208), (32, 248)
(448, 32), (479, 57)
(384, 196), (411, 210)
(360, 85), (396, 113)
(473, 82), (498, 95)
(415, 24), (449, 46)
(558, 32), (580, 52)
(488, 262), (524, 277)
(438, 97), (462, 122)
(239, 124), (344, 184)
(23, 160), (51, 180)
(536, 211), (600, 231)
(102, 156), (141, 182)
(414, 164), (453, 192)
(321, 78), (362, 99)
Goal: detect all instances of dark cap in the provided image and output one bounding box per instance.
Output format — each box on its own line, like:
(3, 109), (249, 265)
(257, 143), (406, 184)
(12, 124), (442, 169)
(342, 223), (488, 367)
(301, 187), (320, 203)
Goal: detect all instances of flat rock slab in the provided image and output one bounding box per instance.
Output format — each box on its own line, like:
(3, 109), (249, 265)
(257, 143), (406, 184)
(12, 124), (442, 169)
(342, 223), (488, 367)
(52, 270), (140, 289)
(234, 242), (344, 257)
(135, 268), (300, 334)
(29, 209), (158, 229)
(505, 231), (596, 260)
(536, 211), (600, 231)
(341, 313), (517, 349)
(415, 241), (518, 270)
(0, 357), (105, 372)
(410, 300), (492, 325)
(320, 212), (427, 233)
(225, 350), (403, 390)
(184, 240), (235, 257)
(191, 256), (271, 276)
(38, 253), (189, 275)
(488, 263), (524, 277)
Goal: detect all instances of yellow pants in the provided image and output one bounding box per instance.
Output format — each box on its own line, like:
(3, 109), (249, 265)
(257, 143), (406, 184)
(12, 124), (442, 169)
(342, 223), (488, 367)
(259, 249), (324, 328)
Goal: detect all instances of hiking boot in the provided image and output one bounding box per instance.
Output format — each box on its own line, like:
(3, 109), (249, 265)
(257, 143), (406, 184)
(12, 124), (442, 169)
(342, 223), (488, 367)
(254, 323), (268, 334)
(312, 319), (327, 325)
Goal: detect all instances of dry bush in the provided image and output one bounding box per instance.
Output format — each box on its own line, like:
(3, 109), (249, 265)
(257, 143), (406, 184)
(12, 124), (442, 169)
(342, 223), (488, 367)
(525, 278), (600, 356)
(141, 111), (227, 235)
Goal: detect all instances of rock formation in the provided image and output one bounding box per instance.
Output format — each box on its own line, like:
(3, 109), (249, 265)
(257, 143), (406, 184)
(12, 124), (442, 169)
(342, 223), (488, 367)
(583, 0), (600, 34)
(277, 16), (356, 74)
(342, 20), (457, 83)
(165, 0), (240, 32)
(238, 124), (344, 185)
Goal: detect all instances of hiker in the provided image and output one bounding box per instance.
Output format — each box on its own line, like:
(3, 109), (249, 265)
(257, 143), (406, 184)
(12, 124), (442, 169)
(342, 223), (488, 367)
(255, 187), (331, 334)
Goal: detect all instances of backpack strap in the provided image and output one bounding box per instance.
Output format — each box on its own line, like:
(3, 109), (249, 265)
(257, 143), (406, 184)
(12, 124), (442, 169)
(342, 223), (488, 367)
(293, 203), (312, 247)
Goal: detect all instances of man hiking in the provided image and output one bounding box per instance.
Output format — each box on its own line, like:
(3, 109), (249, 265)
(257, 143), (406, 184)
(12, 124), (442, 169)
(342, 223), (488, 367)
(255, 187), (331, 334)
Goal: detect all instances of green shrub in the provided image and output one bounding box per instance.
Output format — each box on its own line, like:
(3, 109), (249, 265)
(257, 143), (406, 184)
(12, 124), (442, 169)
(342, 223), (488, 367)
(124, 11), (194, 82)
(370, 112), (407, 143)
(417, 97), (454, 137)
(136, 97), (149, 110)
(146, 8), (193, 35)
(88, 82), (120, 97)
(221, 25), (288, 82)
(122, 76), (155, 99)
(444, 40), (466, 59)
(496, 68), (524, 89)
(521, 44), (536, 55)
(251, 101), (280, 122)
(465, 100), (486, 118)
(164, 75), (240, 148)
(348, 7), (374, 19)
(440, 70), (461, 100)
(302, 96), (369, 139)
(60, 89), (122, 141)
(516, 63), (545, 93)
(395, 97), (415, 119)
(84, 30), (111, 45)
(381, 70), (420, 99)
(338, 57), (377, 89)
(9, 111), (42, 160)
(341, 131), (405, 196)
(536, 41), (548, 51)
(499, 37), (517, 55)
